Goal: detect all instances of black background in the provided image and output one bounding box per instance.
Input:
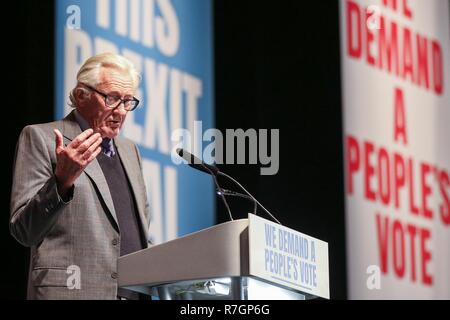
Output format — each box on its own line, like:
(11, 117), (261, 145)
(3, 0), (346, 299)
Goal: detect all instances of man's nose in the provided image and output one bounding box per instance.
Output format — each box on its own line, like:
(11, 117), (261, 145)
(112, 102), (128, 114)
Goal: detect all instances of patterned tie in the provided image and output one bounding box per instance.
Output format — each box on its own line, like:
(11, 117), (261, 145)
(101, 138), (115, 157)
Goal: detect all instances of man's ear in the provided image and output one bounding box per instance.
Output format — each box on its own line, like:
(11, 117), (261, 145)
(75, 87), (90, 107)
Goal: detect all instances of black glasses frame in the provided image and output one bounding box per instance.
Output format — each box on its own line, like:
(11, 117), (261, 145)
(83, 84), (140, 111)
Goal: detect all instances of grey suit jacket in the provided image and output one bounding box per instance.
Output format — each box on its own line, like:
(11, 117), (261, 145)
(10, 111), (150, 299)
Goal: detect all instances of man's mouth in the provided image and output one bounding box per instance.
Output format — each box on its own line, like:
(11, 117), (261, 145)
(107, 120), (121, 127)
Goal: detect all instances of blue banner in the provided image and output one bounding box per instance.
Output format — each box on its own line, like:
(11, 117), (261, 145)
(55, 0), (215, 244)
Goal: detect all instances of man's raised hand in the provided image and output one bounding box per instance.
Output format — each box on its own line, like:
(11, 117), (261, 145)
(54, 128), (102, 196)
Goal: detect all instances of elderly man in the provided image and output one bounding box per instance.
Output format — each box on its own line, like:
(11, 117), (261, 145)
(10, 53), (151, 300)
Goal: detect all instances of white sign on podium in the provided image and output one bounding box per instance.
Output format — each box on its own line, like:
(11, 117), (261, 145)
(248, 213), (330, 299)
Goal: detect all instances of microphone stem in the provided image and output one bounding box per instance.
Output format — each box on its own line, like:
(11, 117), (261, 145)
(201, 165), (234, 221)
(212, 174), (234, 221)
(218, 171), (282, 225)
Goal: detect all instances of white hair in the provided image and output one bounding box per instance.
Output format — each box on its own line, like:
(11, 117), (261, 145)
(69, 52), (141, 107)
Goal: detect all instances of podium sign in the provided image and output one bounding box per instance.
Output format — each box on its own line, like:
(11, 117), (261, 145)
(248, 214), (330, 299)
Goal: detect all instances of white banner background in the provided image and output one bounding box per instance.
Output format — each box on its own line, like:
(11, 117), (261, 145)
(340, 0), (450, 299)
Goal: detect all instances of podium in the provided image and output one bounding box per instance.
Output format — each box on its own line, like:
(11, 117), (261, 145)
(118, 214), (329, 300)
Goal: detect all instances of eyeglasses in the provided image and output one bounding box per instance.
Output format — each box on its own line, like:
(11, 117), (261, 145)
(83, 84), (140, 111)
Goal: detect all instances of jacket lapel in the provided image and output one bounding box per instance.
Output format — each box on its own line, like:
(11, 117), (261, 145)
(61, 112), (119, 228)
(114, 138), (150, 241)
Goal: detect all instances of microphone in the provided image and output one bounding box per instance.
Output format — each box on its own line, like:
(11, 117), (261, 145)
(216, 188), (257, 215)
(176, 149), (233, 221)
(217, 188), (253, 201)
(176, 149), (219, 175)
(218, 171), (282, 225)
(176, 148), (282, 225)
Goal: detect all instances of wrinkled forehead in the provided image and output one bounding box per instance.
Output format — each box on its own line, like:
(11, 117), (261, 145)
(97, 66), (135, 95)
